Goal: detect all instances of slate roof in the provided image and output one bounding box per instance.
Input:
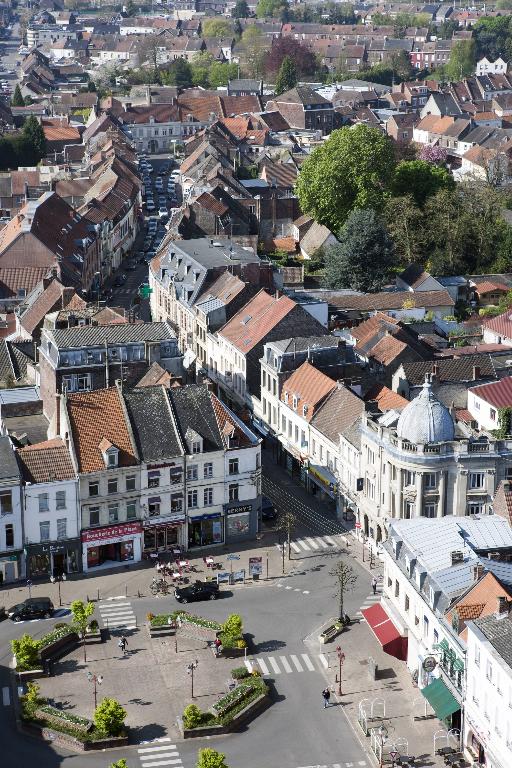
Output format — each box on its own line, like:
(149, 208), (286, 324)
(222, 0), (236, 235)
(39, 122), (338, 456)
(0, 436), (21, 481)
(310, 384), (364, 442)
(399, 263), (432, 288)
(274, 85), (330, 106)
(49, 322), (176, 349)
(124, 386), (183, 462)
(66, 387), (138, 473)
(474, 612), (512, 667)
(318, 289), (455, 312)
(270, 335), (339, 354)
(400, 354), (496, 385)
(17, 437), (75, 483)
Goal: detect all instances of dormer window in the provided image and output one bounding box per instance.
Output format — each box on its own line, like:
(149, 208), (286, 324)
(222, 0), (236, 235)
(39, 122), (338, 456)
(292, 395), (298, 411)
(99, 438), (119, 469)
(284, 392), (289, 404)
(302, 405), (308, 417)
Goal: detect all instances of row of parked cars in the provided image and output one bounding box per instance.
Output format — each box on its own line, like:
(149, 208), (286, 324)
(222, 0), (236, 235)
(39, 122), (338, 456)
(140, 157), (180, 221)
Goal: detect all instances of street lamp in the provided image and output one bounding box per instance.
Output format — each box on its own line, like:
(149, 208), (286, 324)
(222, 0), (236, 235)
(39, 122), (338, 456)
(50, 573), (66, 607)
(378, 725), (388, 768)
(186, 659), (198, 699)
(335, 645), (346, 695)
(389, 747), (399, 768)
(86, 671), (103, 709)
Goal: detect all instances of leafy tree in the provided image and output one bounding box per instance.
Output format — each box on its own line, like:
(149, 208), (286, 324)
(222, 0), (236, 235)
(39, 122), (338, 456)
(473, 16), (512, 60)
(191, 52), (214, 87)
(94, 698), (127, 736)
(391, 159), (455, 207)
(330, 559), (357, 620)
(418, 144), (447, 165)
(23, 115), (46, 158)
(383, 196), (425, 266)
(323, 209), (395, 292)
(20, 681), (43, 720)
(497, 0), (512, 8)
(222, 614), (243, 637)
(183, 704), (204, 729)
(209, 61), (238, 88)
(11, 84), (25, 107)
(296, 125), (396, 232)
(11, 634), (40, 672)
(201, 18), (233, 38)
(256, 0), (288, 19)
(437, 19), (459, 39)
(87, 80), (97, 92)
(231, 0), (249, 17)
(264, 37), (318, 77)
(196, 749), (229, 768)
(390, 50), (414, 82)
(444, 39), (476, 80)
(275, 55), (297, 94)
(109, 761), (128, 768)
(125, 0), (137, 15)
(70, 599), (94, 661)
(239, 25), (266, 77)
(161, 58), (193, 89)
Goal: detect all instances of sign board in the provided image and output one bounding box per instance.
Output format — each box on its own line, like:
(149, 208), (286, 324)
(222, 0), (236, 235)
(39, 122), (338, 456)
(390, 751), (398, 760)
(355, 522), (361, 529)
(422, 656), (437, 673)
(225, 504), (252, 516)
(233, 569), (245, 583)
(81, 521), (142, 544)
(217, 572), (230, 584)
(249, 557), (262, 576)
(226, 554), (241, 561)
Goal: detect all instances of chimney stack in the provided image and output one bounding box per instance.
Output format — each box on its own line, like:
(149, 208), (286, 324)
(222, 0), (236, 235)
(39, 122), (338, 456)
(496, 595), (509, 618)
(55, 393), (60, 437)
(432, 363), (439, 377)
(473, 563), (484, 581)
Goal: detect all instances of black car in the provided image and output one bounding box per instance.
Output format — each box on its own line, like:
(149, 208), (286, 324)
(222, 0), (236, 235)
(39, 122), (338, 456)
(261, 495), (277, 522)
(7, 597), (54, 622)
(174, 580), (219, 604)
(114, 273), (127, 287)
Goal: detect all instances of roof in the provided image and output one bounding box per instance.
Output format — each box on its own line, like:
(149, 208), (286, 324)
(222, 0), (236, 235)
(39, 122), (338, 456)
(48, 321), (176, 349)
(400, 354), (496, 385)
(493, 480), (512, 524)
(474, 280), (510, 294)
(0, 436), (21, 481)
(274, 85), (330, 106)
(473, 612), (512, 667)
(20, 279), (84, 336)
(469, 375), (512, 408)
(310, 383), (364, 442)
(66, 387), (138, 473)
(318, 289), (455, 312)
(483, 309), (512, 340)
(399, 263), (432, 289)
(447, 571), (512, 640)
(365, 383), (409, 411)
(124, 386), (182, 462)
(219, 290), (296, 353)
(135, 362), (173, 388)
(281, 361), (336, 422)
(17, 437), (75, 483)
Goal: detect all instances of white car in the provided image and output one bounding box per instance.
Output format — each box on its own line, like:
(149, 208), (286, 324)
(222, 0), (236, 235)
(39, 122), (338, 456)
(158, 207), (168, 219)
(170, 170), (180, 181)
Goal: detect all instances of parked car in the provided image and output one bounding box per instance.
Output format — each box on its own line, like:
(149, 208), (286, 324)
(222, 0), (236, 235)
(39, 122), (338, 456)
(174, 581), (219, 604)
(146, 201), (155, 212)
(158, 207), (169, 219)
(7, 597), (54, 622)
(125, 260), (137, 271)
(114, 273), (127, 286)
(261, 495), (277, 522)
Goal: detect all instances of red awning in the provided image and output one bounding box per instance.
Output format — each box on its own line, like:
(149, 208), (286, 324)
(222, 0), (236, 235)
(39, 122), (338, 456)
(361, 602), (408, 661)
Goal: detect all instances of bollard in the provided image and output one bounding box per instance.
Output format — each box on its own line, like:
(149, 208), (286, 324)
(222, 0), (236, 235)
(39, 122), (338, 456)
(86, 594), (89, 603)
(138, 589), (141, 599)
(125, 585), (128, 598)
(97, 589), (100, 602)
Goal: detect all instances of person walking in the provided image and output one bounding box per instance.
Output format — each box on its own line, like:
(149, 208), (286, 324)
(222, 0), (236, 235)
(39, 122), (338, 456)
(372, 576), (378, 595)
(322, 688), (331, 708)
(118, 635), (128, 656)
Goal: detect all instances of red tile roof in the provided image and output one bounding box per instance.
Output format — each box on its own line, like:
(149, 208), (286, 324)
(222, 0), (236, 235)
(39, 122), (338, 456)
(474, 280), (510, 295)
(17, 438), (75, 483)
(219, 290), (296, 353)
(281, 361), (336, 421)
(482, 309), (512, 340)
(470, 375), (512, 408)
(365, 384), (409, 412)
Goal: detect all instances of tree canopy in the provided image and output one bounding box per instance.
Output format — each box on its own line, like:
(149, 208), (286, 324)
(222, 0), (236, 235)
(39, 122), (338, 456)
(264, 37), (318, 77)
(231, 0), (250, 17)
(239, 25), (266, 77)
(256, 0), (288, 19)
(444, 38), (476, 80)
(196, 748), (230, 768)
(11, 84), (25, 107)
(323, 209), (395, 292)
(161, 58), (193, 88)
(275, 55), (297, 94)
(201, 18), (233, 38)
(295, 125), (396, 232)
(391, 159), (455, 207)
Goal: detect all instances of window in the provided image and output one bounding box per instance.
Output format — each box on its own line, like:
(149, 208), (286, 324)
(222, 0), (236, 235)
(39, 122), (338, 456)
(204, 462), (213, 479)
(424, 473), (437, 489)
(192, 441), (201, 454)
(433, 629), (439, 646)
(148, 500), (160, 517)
(404, 594), (410, 612)
(126, 475), (136, 492)
(469, 472), (485, 489)
(228, 458), (239, 475)
(474, 645), (480, 667)
(423, 502), (437, 518)
(395, 579), (400, 598)
(429, 586), (436, 607)
(57, 518), (67, 540)
(486, 660), (493, 682)
(5, 523), (13, 548)
(295, 425), (299, 444)
(40, 521), (50, 542)
(187, 465), (198, 481)
(126, 502), (137, 520)
(188, 489), (198, 508)
(107, 450), (118, 468)
(0, 491), (12, 515)
(107, 478), (118, 494)
(229, 483), (239, 502)
(405, 470), (415, 486)
(467, 502), (484, 516)
(148, 470), (160, 488)
(423, 615), (429, 639)
(204, 487), (213, 506)
(38, 493), (49, 513)
(490, 408), (497, 421)
(89, 507), (100, 526)
(292, 395), (298, 410)
(108, 504), (119, 523)
(54, 490), (66, 510)
(89, 482), (99, 497)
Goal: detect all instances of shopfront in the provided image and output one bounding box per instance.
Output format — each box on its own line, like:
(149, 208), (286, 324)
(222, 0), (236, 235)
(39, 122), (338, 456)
(188, 513), (224, 548)
(82, 522), (143, 571)
(224, 501), (257, 544)
(307, 464), (338, 512)
(26, 539), (81, 579)
(143, 514), (186, 554)
(0, 552), (23, 583)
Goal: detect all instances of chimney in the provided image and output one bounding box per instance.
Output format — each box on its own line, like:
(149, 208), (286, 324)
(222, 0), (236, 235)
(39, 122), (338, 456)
(55, 393), (60, 437)
(496, 595), (509, 618)
(432, 362), (439, 377)
(473, 365), (481, 380)
(473, 563), (484, 581)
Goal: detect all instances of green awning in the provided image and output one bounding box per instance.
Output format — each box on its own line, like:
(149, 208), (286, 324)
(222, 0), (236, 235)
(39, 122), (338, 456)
(453, 659), (464, 672)
(435, 638), (449, 652)
(421, 678), (460, 720)
(445, 649), (456, 662)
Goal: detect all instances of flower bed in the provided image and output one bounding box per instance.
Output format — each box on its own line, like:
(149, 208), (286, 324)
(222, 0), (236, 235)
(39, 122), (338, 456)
(38, 625), (76, 651)
(149, 611), (221, 631)
(36, 705), (92, 734)
(212, 679), (267, 723)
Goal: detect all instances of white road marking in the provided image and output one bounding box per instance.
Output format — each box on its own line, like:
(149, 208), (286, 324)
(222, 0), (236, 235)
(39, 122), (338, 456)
(268, 656), (281, 674)
(244, 659), (253, 673)
(294, 588), (300, 591)
(319, 654), (328, 669)
(290, 654), (303, 672)
(285, 585), (292, 590)
(316, 537), (330, 549)
(2, 687), (10, 705)
(280, 655), (293, 673)
(324, 535), (337, 546)
(301, 653), (315, 671)
(290, 541), (301, 553)
(296, 539), (311, 551)
(141, 760), (182, 768)
(303, 590), (310, 594)
(138, 745), (177, 753)
(305, 537), (320, 550)
(257, 658), (269, 675)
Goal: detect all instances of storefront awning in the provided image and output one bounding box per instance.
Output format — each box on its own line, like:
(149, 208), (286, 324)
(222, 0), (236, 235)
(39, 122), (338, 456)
(361, 602), (408, 661)
(309, 464), (338, 494)
(421, 678), (460, 720)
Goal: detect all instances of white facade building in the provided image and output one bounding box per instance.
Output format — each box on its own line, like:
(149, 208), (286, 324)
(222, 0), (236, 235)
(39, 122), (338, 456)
(0, 436), (23, 582)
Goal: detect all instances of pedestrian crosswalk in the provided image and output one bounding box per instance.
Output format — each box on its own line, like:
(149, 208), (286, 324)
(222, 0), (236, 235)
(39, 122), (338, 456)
(98, 597), (137, 629)
(275, 534), (343, 555)
(297, 762), (367, 768)
(244, 651), (326, 676)
(137, 737), (183, 768)
(355, 583), (382, 619)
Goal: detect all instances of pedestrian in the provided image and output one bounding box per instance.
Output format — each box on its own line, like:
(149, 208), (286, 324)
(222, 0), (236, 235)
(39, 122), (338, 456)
(214, 637), (222, 656)
(118, 635), (128, 656)
(322, 688), (331, 708)
(372, 576), (378, 595)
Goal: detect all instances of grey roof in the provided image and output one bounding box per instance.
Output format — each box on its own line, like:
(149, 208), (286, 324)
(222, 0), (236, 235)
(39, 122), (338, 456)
(124, 387), (183, 462)
(396, 379), (455, 444)
(49, 322), (176, 349)
(474, 613), (512, 667)
(168, 385), (224, 452)
(163, 239), (258, 270)
(0, 386), (40, 405)
(228, 79), (261, 91)
(311, 385), (364, 444)
(269, 335), (339, 354)
(401, 354), (496, 385)
(482, 559), (512, 589)
(0, 436), (21, 481)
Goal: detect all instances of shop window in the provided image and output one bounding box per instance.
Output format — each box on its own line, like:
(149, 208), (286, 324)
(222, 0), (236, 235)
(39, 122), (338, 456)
(204, 487), (213, 506)
(188, 517), (223, 547)
(188, 490), (198, 508)
(187, 465), (198, 481)
(38, 493), (49, 513)
(126, 502), (137, 520)
(228, 458), (239, 475)
(229, 483), (239, 502)
(108, 504), (119, 523)
(89, 507), (100, 526)
(57, 518), (67, 539)
(56, 490), (66, 509)
(5, 523), (13, 548)
(89, 482), (99, 497)
(204, 462), (213, 479)
(126, 475), (136, 492)
(107, 478), (118, 495)
(148, 470), (160, 488)
(40, 521), (50, 541)
(227, 513), (250, 537)
(0, 491), (12, 515)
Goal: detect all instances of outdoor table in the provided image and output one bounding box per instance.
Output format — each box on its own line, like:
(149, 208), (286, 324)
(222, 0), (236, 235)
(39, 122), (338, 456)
(205, 556), (214, 566)
(438, 747), (456, 757)
(178, 560), (190, 568)
(445, 753), (464, 766)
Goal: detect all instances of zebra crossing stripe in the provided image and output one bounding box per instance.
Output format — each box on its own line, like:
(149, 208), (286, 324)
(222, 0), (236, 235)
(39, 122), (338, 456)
(257, 658), (270, 675)
(316, 538), (330, 549)
(297, 539), (311, 551)
(244, 659), (253, 673)
(319, 654), (328, 669)
(305, 537), (320, 550)
(141, 760), (182, 768)
(290, 541), (301, 553)
(324, 535), (337, 546)
(268, 656), (281, 674)
(290, 654), (303, 672)
(280, 655), (293, 673)
(138, 745), (177, 753)
(302, 653), (315, 671)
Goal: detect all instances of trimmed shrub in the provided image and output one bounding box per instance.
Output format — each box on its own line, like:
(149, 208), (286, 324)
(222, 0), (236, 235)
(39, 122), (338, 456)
(230, 667), (249, 680)
(93, 698), (127, 737)
(12, 634), (40, 671)
(183, 703), (203, 729)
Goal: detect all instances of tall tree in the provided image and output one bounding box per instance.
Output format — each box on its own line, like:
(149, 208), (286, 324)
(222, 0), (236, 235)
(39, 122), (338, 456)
(296, 125), (396, 232)
(231, 0), (249, 17)
(191, 52), (215, 87)
(239, 25), (266, 78)
(444, 39), (476, 80)
(162, 58), (193, 88)
(11, 84), (25, 107)
(383, 196), (425, 266)
(390, 50), (414, 82)
(256, 0), (288, 19)
(201, 18), (233, 38)
(275, 55), (297, 94)
(70, 599), (94, 662)
(264, 36), (318, 77)
(330, 559), (357, 621)
(323, 209), (395, 292)
(391, 159), (455, 207)
(23, 115), (46, 159)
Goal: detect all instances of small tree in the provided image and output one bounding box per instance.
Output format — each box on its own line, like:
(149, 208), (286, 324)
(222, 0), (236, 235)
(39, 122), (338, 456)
(11, 84), (25, 107)
(275, 55), (297, 94)
(109, 760), (128, 768)
(70, 599), (94, 661)
(183, 703), (203, 729)
(330, 559), (357, 620)
(196, 748), (229, 768)
(23, 115), (46, 159)
(11, 634), (40, 671)
(222, 614), (243, 637)
(94, 697), (127, 736)
(20, 681), (43, 719)
(231, 0), (249, 17)
(279, 509), (296, 561)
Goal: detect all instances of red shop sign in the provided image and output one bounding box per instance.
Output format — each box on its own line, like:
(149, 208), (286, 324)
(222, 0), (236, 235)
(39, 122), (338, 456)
(81, 521), (143, 543)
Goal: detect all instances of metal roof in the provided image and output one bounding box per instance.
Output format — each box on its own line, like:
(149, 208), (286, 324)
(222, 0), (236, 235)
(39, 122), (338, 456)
(49, 322), (176, 349)
(0, 386), (40, 405)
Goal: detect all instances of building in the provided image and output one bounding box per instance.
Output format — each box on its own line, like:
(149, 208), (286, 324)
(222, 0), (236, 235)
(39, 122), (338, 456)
(17, 438), (81, 579)
(0, 436), (23, 583)
(468, 377), (512, 431)
(476, 57), (508, 76)
(266, 86), (334, 136)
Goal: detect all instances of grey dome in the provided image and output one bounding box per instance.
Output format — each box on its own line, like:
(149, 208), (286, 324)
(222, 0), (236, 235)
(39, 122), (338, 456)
(396, 379), (454, 444)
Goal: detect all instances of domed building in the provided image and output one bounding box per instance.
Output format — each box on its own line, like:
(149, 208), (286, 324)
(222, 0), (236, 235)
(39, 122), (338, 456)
(357, 377), (512, 546)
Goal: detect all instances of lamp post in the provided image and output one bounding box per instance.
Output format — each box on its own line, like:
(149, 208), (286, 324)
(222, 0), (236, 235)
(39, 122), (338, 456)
(186, 659), (198, 699)
(335, 646), (346, 695)
(50, 573), (66, 607)
(378, 725), (388, 768)
(390, 748), (399, 768)
(86, 671), (103, 709)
